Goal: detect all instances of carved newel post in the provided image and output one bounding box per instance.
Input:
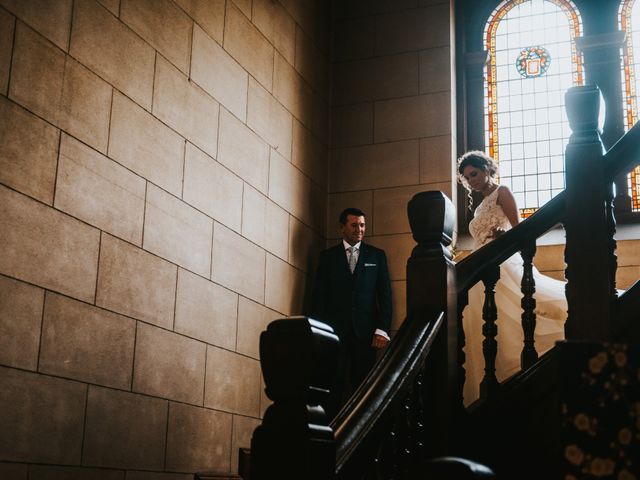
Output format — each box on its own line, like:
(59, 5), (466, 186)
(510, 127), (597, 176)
(406, 191), (459, 453)
(564, 85), (613, 341)
(251, 317), (339, 480)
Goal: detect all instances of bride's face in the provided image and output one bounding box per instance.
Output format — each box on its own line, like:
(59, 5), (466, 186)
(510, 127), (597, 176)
(462, 165), (490, 192)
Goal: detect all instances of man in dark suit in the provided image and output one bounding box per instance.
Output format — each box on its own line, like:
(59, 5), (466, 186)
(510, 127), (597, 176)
(311, 207), (392, 417)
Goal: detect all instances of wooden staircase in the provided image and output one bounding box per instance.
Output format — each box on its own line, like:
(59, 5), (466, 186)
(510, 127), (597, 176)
(247, 84), (640, 479)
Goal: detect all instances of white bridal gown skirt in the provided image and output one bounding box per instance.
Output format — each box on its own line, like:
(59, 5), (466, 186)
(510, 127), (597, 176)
(462, 254), (567, 405)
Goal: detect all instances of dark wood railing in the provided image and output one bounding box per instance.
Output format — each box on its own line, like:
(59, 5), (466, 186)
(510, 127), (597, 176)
(249, 84), (640, 478)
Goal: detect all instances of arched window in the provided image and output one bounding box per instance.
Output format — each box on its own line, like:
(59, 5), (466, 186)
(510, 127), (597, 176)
(484, 0), (583, 217)
(620, 0), (640, 211)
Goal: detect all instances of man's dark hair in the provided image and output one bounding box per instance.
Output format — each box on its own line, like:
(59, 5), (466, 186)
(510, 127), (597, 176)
(339, 207), (366, 225)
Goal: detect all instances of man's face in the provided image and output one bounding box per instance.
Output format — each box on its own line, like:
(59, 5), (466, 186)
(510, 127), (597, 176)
(341, 214), (366, 246)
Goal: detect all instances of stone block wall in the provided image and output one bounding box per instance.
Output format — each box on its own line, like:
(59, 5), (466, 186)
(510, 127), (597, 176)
(0, 0), (330, 477)
(329, 0), (455, 332)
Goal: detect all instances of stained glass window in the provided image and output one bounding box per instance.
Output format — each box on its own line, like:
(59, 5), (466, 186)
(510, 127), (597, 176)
(484, 0), (584, 218)
(620, 0), (640, 211)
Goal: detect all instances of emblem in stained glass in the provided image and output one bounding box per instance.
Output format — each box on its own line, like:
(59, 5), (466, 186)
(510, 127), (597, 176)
(516, 46), (551, 78)
(483, 0), (583, 218)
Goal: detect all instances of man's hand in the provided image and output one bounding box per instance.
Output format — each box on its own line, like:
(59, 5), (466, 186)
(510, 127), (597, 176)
(371, 333), (390, 349)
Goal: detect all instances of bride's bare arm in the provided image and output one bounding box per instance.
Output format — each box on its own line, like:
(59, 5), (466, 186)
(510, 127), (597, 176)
(496, 185), (520, 228)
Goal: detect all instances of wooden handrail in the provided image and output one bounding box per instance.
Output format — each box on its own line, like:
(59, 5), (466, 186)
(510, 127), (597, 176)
(333, 310), (444, 472)
(604, 119), (640, 181)
(456, 191), (566, 292)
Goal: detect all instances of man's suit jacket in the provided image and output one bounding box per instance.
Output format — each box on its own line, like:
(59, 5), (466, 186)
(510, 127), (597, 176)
(311, 242), (392, 342)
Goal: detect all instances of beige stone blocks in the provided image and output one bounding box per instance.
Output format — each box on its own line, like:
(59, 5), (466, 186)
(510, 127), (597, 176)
(332, 17), (374, 62)
(109, 92), (185, 196)
(295, 26), (329, 97)
(121, 0), (192, 73)
(265, 200), (290, 260)
(331, 103), (374, 148)
(10, 22), (64, 122)
(29, 465), (124, 480)
(289, 216), (322, 273)
(96, 234), (177, 329)
(39, 293), (136, 389)
(58, 57), (113, 153)
(292, 120), (327, 187)
(231, 415), (261, 474)
(70, 0), (155, 109)
(83, 386), (167, 469)
(273, 52), (317, 132)
(248, 77), (293, 159)
(56, 134), (146, 245)
(0, 185), (100, 302)
(212, 223), (265, 303)
(265, 253), (305, 315)
(127, 473), (191, 480)
(191, 25), (248, 122)
(268, 149), (312, 223)
(0, 8), (14, 94)
(0, 0), (72, 50)
(175, 0), (225, 44)
(375, 93), (451, 143)
(175, 268), (238, 350)
(144, 184), (213, 277)
(10, 23), (112, 152)
(204, 346), (261, 416)
(236, 296), (280, 359)
(218, 109), (270, 194)
(224, 3), (274, 91)
(253, 0), (296, 64)
(96, 0), (119, 15)
(166, 403), (232, 473)
(617, 239), (640, 267)
(373, 184), (448, 235)
(133, 322), (206, 404)
(420, 135), (453, 184)
(153, 57), (219, 158)
(0, 97), (59, 204)
(333, 52), (419, 105)
(0, 275), (43, 370)
(242, 184), (268, 247)
(420, 46), (451, 94)
(390, 281), (406, 331)
(375, 5), (450, 56)
(0, 367), (86, 463)
(183, 143), (243, 232)
(367, 234), (415, 281)
(0, 463), (27, 480)
(330, 140), (420, 192)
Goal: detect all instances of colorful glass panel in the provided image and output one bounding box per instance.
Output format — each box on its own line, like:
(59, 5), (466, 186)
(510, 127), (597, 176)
(619, 0), (640, 211)
(484, 0), (583, 218)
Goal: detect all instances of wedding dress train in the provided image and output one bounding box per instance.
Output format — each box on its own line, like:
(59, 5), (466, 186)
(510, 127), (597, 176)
(462, 187), (567, 405)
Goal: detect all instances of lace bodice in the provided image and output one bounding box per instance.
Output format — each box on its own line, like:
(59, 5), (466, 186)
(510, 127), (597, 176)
(469, 186), (512, 249)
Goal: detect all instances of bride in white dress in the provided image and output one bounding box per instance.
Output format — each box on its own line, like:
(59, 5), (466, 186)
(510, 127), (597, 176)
(457, 151), (567, 405)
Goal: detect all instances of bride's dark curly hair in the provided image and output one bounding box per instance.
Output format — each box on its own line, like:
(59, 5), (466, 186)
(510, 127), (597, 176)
(457, 150), (499, 209)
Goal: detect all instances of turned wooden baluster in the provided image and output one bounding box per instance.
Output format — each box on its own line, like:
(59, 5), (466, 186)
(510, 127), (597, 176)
(479, 265), (500, 399)
(457, 291), (469, 406)
(606, 185), (618, 300)
(520, 242), (539, 369)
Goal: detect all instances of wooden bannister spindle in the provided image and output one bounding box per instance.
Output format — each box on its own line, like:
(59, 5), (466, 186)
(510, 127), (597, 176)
(457, 291), (469, 407)
(480, 265), (500, 399)
(520, 242), (539, 369)
(606, 184), (618, 300)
